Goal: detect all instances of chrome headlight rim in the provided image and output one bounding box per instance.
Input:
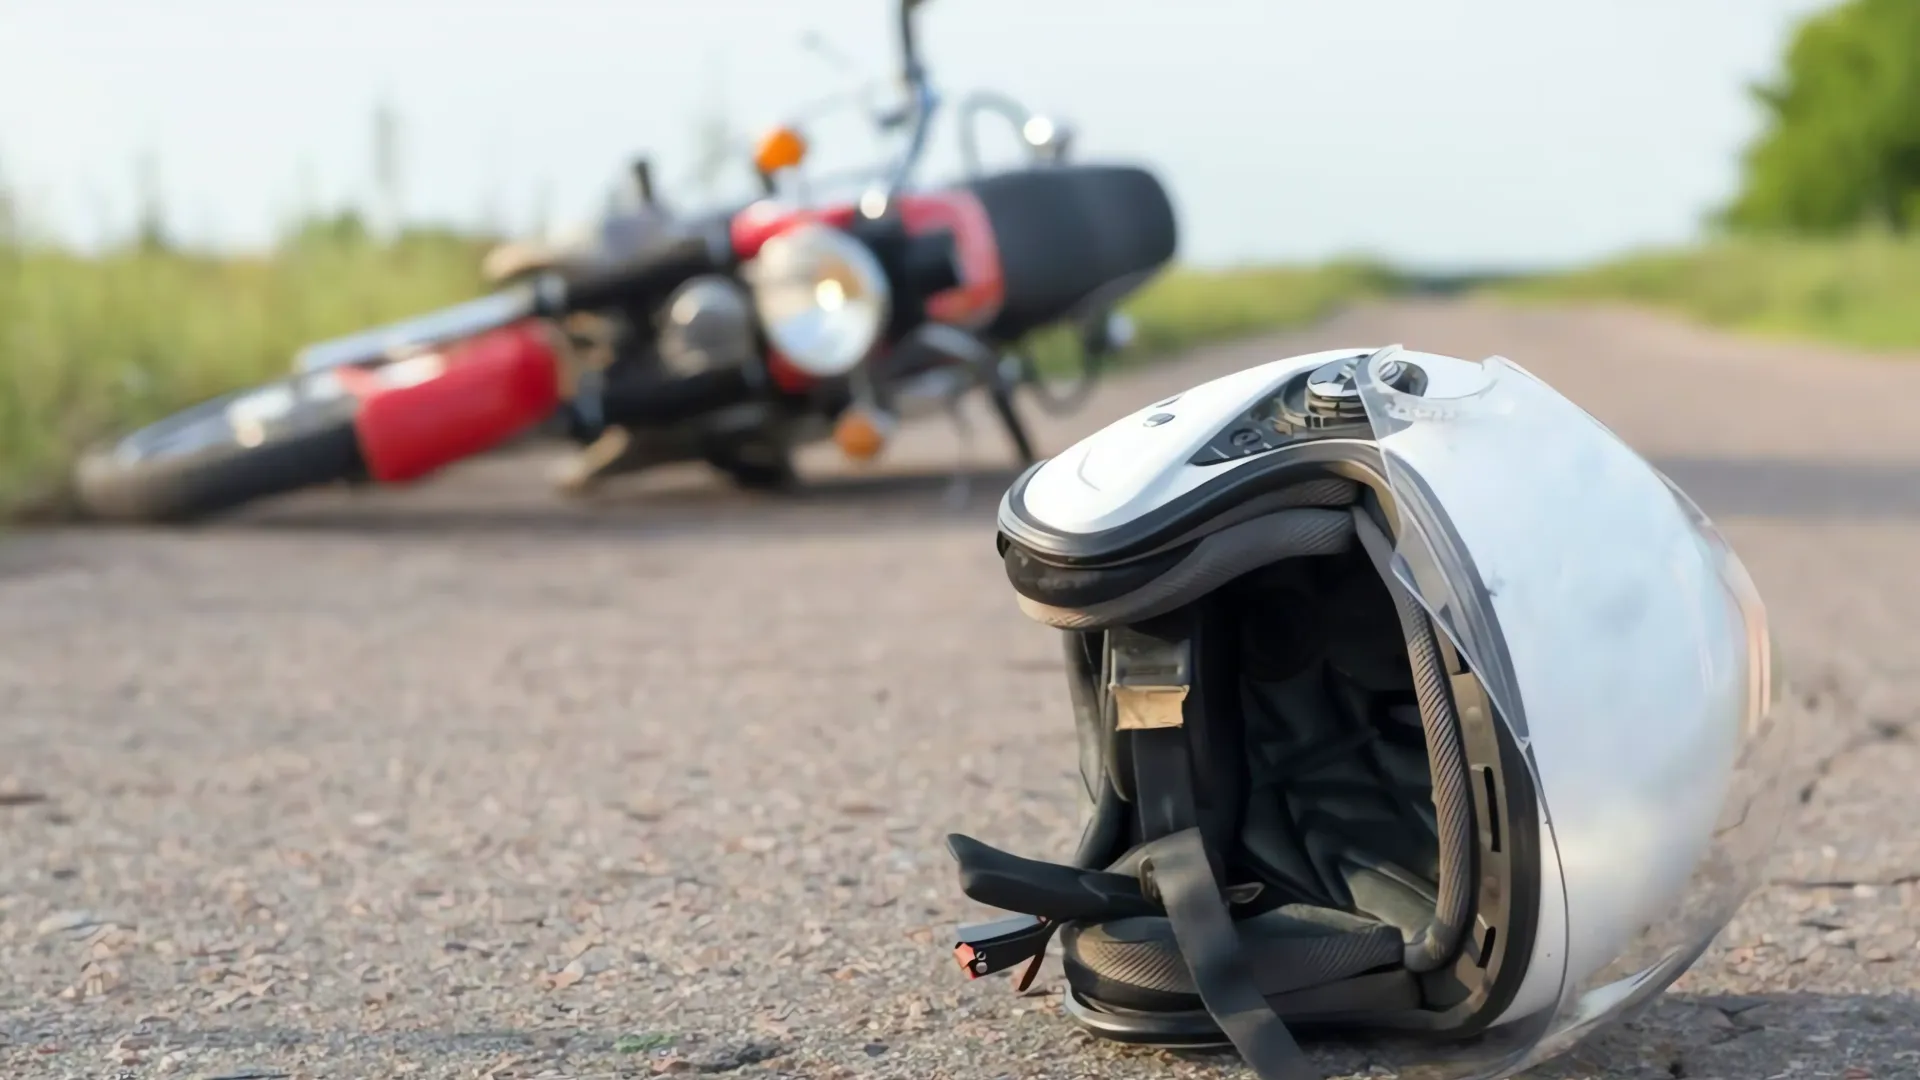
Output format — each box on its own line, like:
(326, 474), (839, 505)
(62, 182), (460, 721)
(658, 275), (759, 377)
(745, 222), (891, 379)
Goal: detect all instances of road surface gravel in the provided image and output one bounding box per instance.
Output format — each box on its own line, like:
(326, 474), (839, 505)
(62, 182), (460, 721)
(2, 299), (1917, 1080)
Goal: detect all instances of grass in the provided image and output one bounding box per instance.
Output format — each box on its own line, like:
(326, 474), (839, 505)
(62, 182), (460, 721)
(0, 225), (490, 516)
(1486, 230), (1920, 353)
(1027, 258), (1405, 376)
(1118, 259), (1405, 354)
(0, 242), (1396, 520)
(612, 1033), (674, 1055)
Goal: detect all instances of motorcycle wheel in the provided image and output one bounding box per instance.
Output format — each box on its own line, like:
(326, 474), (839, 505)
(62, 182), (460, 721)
(72, 376), (364, 523)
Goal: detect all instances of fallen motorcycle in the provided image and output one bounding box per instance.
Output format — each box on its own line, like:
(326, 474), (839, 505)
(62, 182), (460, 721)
(475, 24), (1094, 490)
(72, 0), (1178, 522)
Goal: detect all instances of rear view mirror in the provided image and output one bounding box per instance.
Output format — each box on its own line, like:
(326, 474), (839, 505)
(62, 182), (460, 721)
(1022, 116), (1074, 163)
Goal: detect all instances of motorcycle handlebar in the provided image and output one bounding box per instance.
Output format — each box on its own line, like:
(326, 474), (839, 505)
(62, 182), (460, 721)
(898, 0), (923, 84)
(883, 0), (936, 200)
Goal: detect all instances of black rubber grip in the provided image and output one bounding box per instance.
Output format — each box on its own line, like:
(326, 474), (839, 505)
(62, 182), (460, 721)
(559, 235), (720, 313)
(898, 0), (923, 82)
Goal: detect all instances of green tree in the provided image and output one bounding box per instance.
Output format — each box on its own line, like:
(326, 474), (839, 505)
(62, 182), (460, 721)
(1720, 0), (1920, 234)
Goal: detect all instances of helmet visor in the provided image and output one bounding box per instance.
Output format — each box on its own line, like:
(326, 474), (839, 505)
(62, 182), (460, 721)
(1349, 348), (1794, 1076)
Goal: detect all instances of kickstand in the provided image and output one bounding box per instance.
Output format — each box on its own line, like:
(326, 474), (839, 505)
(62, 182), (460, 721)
(942, 390), (977, 510)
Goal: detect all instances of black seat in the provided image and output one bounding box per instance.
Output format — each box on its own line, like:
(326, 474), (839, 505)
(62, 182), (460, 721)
(964, 164), (1178, 339)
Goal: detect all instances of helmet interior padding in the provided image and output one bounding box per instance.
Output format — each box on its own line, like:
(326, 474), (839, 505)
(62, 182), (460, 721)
(951, 470), (1535, 1074)
(1058, 535), (1474, 1022)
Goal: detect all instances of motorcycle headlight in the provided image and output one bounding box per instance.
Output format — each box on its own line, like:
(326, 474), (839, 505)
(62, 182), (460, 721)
(745, 223), (890, 378)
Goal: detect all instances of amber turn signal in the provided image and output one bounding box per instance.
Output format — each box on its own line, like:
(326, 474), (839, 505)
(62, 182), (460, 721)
(832, 407), (894, 461)
(753, 126), (809, 174)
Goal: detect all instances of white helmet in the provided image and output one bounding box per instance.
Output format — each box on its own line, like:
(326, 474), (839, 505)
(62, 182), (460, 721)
(943, 347), (1796, 1079)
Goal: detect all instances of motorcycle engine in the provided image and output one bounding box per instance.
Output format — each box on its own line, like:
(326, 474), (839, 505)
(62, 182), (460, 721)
(657, 275), (759, 377)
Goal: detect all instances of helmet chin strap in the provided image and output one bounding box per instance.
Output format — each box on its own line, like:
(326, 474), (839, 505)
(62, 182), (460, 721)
(949, 627), (1320, 1080)
(1150, 830), (1317, 1080)
(1109, 628), (1317, 1080)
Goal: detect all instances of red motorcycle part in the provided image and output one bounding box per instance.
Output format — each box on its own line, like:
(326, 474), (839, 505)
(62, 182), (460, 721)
(729, 189), (1008, 388)
(763, 351), (818, 396)
(896, 190), (1005, 331)
(342, 322), (563, 484)
(728, 199), (846, 261)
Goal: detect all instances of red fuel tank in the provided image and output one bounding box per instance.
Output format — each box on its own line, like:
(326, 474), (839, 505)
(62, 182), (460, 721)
(348, 321), (563, 484)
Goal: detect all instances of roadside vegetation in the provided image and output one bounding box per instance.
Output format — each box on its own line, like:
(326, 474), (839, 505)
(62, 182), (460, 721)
(4, 0), (1908, 518)
(0, 217), (491, 516)
(1487, 231), (1920, 352)
(1023, 259), (1404, 378)
(1492, 0), (1920, 354)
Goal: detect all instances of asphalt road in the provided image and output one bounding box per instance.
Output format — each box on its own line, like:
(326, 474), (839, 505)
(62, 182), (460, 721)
(2, 299), (1917, 1080)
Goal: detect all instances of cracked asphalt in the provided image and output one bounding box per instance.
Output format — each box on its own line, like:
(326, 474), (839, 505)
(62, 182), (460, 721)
(1, 298), (1917, 1080)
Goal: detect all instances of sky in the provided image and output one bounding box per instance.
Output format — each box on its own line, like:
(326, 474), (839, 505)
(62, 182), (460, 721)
(0, 0), (1836, 270)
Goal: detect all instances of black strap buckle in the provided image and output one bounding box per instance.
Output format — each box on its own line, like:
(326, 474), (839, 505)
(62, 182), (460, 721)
(952, 914), (1058, 992)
